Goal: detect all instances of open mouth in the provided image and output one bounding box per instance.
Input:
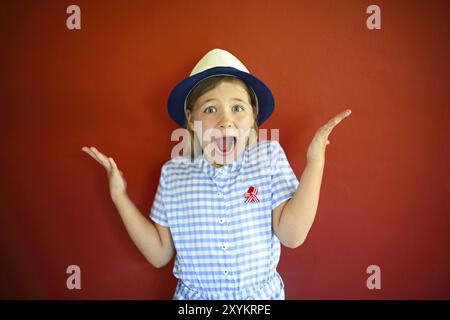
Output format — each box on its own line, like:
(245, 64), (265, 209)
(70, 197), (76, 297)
(215, 136), (236, 155)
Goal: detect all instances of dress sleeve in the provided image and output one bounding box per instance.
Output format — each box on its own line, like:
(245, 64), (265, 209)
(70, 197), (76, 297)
(149, 164), (170, 227)
(270, 140), (300, 211)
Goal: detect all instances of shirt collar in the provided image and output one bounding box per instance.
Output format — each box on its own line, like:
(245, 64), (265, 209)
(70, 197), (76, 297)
(195, 145), (250, 179)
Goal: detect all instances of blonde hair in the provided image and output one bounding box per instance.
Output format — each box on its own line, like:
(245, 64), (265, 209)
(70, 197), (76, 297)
(184, 76), (259, 159)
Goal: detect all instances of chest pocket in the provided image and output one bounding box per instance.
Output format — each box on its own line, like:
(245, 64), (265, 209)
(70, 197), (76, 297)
(229, 172), (272, 235)
(237, 167), (271, 211)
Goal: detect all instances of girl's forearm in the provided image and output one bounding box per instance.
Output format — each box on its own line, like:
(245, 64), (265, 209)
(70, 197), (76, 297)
(111, 192), (167, 268)
(278, 157), (325, 248)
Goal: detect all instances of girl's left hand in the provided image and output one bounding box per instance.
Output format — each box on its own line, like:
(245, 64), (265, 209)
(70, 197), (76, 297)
(306, 109), (352, 162)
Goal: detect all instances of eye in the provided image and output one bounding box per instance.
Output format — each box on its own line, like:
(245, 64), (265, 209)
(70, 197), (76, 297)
(204, 106), (217, 113)
(233, 105), (244, 112)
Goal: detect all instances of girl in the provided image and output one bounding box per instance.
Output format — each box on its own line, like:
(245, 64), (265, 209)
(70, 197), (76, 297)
(82, 49), (351, 300)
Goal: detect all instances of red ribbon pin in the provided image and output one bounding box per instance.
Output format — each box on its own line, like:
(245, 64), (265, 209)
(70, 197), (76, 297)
(244, 186), (260, 203)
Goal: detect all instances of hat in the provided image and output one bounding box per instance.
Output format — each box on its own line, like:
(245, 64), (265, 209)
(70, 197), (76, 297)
(167, 48), (275, 127)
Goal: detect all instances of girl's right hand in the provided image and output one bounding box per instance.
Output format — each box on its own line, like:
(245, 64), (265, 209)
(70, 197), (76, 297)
(81, 146), (128, 200)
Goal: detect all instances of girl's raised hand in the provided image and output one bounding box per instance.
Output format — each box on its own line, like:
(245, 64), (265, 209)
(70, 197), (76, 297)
(81, 146), (128, 200)
(306, 109), (352, 162)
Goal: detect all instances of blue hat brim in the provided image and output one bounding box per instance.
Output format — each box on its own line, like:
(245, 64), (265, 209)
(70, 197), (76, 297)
(167, 67), (274, 127)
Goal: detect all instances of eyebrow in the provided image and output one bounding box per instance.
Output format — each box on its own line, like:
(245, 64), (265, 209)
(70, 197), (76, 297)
(201, 97), (248, 105)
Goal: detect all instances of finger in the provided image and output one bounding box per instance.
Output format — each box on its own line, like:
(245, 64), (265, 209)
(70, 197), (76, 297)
(90, 147), (110, 167)
(109, 158), (124, 178)
(323, 109), (352, 133)
(82, 147), (104, 166)
(328, 113), (346, 127)
(83, 147), (110, 169)
(108, 157), (118, 170)
(333, 109), (352, 124)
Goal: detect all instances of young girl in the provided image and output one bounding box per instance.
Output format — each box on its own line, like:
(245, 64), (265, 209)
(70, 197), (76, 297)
(82, 49), (351, 300)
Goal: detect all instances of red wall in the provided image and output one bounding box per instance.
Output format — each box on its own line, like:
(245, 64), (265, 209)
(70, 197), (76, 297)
(1, 0), (449, 299)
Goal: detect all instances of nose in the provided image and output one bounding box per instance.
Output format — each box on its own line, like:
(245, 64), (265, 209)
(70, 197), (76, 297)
(218, 112), (234, 129)
(219, 122), (233, 129)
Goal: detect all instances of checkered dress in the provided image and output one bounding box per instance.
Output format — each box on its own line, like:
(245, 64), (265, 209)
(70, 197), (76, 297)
(150, 140), (299, 299)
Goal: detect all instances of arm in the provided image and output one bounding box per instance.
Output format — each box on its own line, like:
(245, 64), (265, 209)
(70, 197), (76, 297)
(273, 109), (351, 248)
(112, 192), (175, 268)
(273, 158), (325, 248)
(81, 146), (175, 268)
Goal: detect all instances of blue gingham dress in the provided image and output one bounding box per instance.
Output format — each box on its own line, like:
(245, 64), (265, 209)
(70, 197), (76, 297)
(150, 140), (299, 300)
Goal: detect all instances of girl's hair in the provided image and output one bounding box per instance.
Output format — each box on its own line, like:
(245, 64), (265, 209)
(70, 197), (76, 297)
(184, 75), (259, 158)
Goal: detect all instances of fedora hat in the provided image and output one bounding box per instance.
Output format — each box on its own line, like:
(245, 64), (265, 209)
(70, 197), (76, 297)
(167, 48), (275, 127)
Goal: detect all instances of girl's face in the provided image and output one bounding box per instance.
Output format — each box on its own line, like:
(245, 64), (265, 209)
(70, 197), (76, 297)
(186, 80), (257, 165)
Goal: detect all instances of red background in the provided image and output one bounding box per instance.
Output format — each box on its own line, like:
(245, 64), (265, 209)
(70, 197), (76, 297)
(0, 0), (449, 299)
